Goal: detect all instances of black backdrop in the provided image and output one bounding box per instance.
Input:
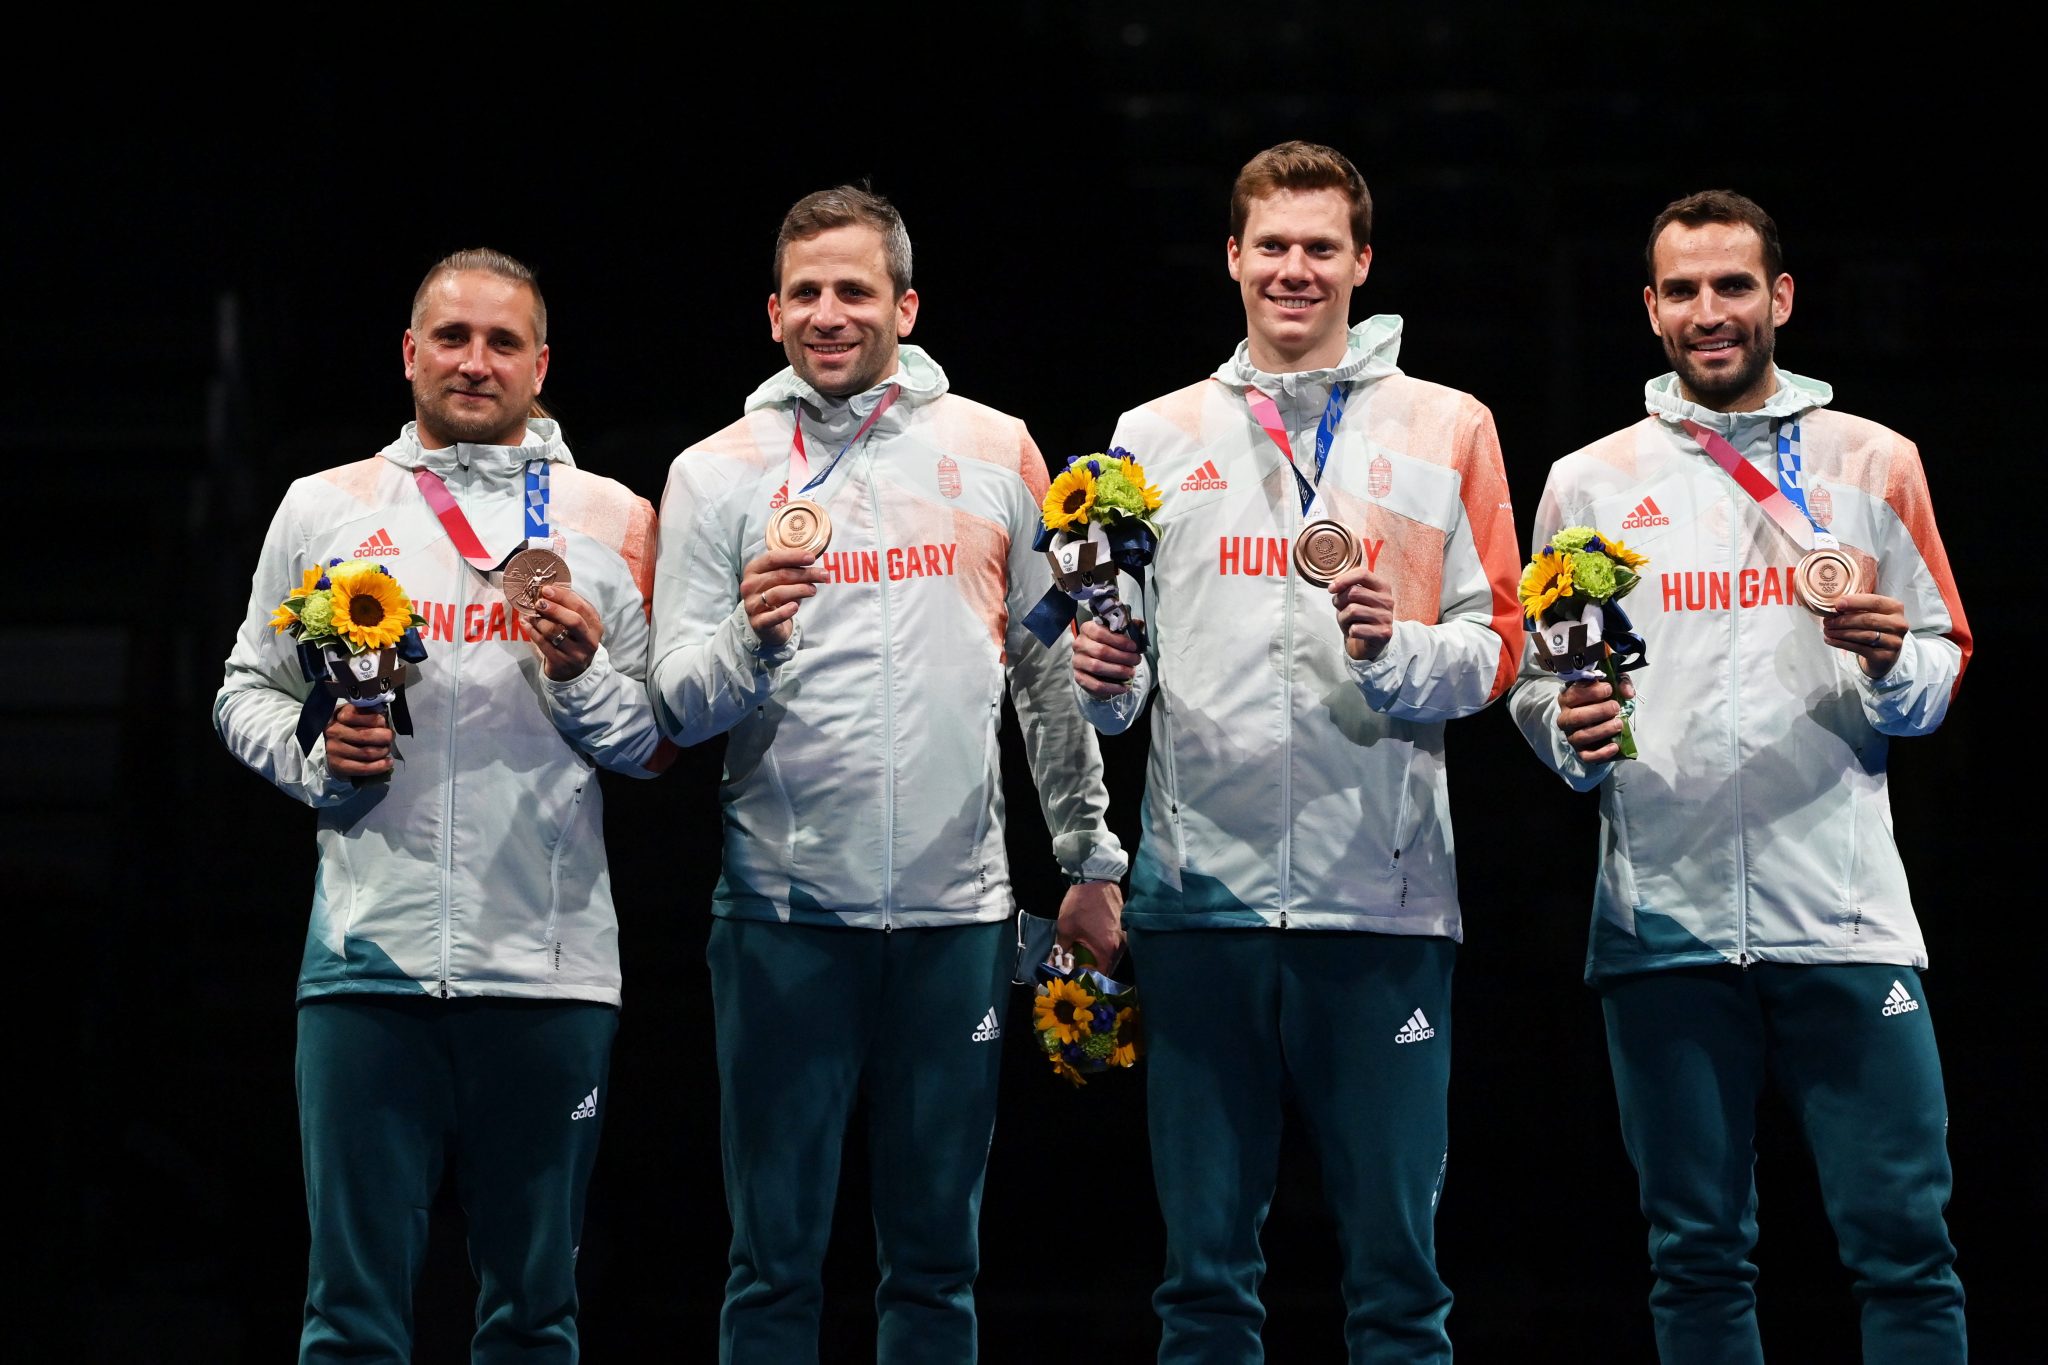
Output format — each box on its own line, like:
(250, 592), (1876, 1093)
(17, 8), (2038, 1362)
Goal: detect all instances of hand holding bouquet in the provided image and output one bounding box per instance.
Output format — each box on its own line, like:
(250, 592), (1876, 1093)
(1521, 528), (1649, 759)
(272, 559), (429, 778)
(1032, 945), (1142, 1088)
(1023, 449), (1163, 648)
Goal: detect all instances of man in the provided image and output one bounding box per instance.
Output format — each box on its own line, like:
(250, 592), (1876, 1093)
(1507, 191), (1971, 1364)
(215, 249), (668, 1362)
(647, 186), (1126, 1364)
(1073, 142), (1521, 1363)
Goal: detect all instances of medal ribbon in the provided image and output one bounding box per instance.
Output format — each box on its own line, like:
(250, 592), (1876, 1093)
(789, 383), (901, 495)
(1248, 383), (1347, 515)
(1681, 418), (1834, 553)
(414, 460), (550, 572)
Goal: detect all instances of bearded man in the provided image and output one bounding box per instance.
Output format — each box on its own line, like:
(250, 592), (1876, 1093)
(1508, 190), (1972, 1365)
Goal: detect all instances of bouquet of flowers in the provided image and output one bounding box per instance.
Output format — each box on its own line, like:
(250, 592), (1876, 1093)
(1521, 527), (1650, 759)
(1022, 449), (1163, 648)
(1031, 946), (1141, 1087)
(272, 558), (429, 773)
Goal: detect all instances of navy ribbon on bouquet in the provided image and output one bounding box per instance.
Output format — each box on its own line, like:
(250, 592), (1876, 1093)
(1022, 509), (1157, 649)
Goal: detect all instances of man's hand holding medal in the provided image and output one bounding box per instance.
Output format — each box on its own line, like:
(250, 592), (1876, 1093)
(1819, 590), (1907, 679)
(743, 500), (834, 652)
(503, 546), (601, 681)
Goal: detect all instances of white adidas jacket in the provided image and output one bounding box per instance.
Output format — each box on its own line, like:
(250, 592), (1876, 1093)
(1507, 370), (1971, 980)
(1081, 318), (1522, 936)
(647, 348), (1125, 928)
(215, 421), (668, 1004)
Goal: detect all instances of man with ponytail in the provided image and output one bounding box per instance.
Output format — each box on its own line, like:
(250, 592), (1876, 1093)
(217, 248), (669, 1362)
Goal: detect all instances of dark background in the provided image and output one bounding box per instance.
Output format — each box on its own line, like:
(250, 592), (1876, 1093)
(16, 7), (2038, 1362)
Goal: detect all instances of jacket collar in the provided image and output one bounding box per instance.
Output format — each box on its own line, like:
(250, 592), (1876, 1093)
(743, 345), (949, 430)
(379, 418), (574, 481)
(1212, 315), (1405, 397)
(1646, 366), (1833, 441)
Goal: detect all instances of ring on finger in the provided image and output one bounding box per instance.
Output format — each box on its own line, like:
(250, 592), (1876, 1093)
(552, 631), (570, 648)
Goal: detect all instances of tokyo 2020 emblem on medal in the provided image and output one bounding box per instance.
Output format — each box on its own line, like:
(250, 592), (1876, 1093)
(1793, 546), (1865, 615)
(1292, 518), (1362, 588)
(766, 498), (834, 557)
(502, 547), (570, 612)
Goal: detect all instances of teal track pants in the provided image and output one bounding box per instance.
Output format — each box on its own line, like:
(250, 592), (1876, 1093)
(1130, 927), (1456, 1365)
(1600, 963), (1966, 1365)
(295, 996), (618, 1364)
(708, 917), (1010, 1365)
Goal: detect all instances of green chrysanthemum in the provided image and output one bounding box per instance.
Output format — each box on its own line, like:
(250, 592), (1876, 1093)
(1082, 1032), (1117, 1061)
(1571, 552), (1617, 598)
(297, 593), (336, 635)
(1092, 467), (1151, 518)
(1549, 526), (1599, 554)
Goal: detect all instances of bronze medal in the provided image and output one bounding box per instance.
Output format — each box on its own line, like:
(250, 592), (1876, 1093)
(1793, 546), (1864, 615)
(1292, 518), (1361, 588)
(503, 547), (571, 612)
(766, 497), (833, 557)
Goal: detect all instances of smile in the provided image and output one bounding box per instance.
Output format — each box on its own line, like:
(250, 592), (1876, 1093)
(1268, 297), (1320, 311)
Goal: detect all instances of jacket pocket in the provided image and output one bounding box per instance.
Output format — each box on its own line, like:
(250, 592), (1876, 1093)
(541, 777), (592, 953)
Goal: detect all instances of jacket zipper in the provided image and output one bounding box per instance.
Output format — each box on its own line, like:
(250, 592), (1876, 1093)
(1278, 492), (1296, 928)
(437, 463), (468, 997)
(863, 441), (896, 929)
(1728, 485), (1750, 968)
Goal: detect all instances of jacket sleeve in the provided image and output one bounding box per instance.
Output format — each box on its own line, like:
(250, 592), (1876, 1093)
(1350, 398), (1524, 721)
(213, 489), (360, 808)
(1506, 467), (1614, 791)
(1849, 438), (1970, 735)
(540, 492), (674, 777)
(646, 448), (798, 745)
(1005, 425), (1129, 883)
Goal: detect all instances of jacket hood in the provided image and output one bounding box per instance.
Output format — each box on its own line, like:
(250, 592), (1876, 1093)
(1645, 367), (1834, 437)
(743, 344), (950, 416)
(1212, 315), (1405, 396)
(378, 418), (576, 477)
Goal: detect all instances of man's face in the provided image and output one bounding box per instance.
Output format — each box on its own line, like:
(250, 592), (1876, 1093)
(1228, 187), (1371, 371)
(768, 225), (918, 398)
(1644, 221), (1794, 413)
(403, 271), (548, 448)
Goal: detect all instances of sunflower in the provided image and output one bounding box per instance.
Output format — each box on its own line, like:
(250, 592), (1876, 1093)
(1033, 977), (1099, 1044)
(1518, 549), (1576, 621)
(1051, 1053), (1089, 1087)
(1602, 536), (1649, 570)
(1116, 456), (1164, 511)
(270, 601), (301, 633)
(329, 564), (415, 651)
(1042, 464), (1098, 532)
(1111, 1006), (1143, 1067)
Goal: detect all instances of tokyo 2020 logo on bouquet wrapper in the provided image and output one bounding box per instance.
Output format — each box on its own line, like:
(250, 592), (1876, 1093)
(1521, 528), (1650, 759)
(1021, 448), (1164, 649)
(271, 558), (429, 784)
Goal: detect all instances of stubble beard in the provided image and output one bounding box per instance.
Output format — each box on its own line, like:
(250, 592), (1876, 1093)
(1671, 322), (1775, 408)
(415, 376), (525, 447)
